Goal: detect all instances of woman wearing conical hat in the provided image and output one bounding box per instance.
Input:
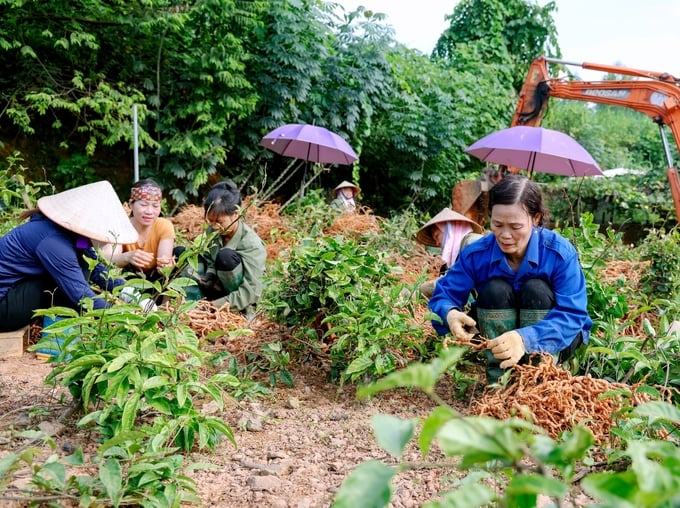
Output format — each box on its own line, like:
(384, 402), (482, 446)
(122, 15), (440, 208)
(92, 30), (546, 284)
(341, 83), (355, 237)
(415, 207), (484, 299)
(0, 181), (139, 331)
(330, 181), (360, 213)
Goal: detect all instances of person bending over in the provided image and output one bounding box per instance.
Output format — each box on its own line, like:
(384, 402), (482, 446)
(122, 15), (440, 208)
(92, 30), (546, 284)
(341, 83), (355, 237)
(429, 175), (591, 384)
(179, 181), (266, 319)
(0, 181), (138, 331)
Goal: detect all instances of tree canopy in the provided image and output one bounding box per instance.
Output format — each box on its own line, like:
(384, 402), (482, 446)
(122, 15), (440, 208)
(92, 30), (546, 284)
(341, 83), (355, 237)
(0, 0), (662, 219)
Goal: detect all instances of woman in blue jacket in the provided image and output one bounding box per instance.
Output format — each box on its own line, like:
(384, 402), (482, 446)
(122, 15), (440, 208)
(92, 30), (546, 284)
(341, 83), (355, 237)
(0, 181), (138, 332)
(429, 175), (592, 384)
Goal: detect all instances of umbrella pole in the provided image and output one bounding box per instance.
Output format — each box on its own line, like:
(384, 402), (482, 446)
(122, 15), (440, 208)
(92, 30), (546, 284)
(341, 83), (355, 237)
(299, 161), (308, 200)
(300, 142), (314, 200)
(261, 160), (303, 202)
(283, 164), (327, 211)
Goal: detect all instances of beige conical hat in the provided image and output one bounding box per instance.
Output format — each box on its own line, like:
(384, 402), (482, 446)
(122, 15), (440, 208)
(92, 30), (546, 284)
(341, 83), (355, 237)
(38, 181), (139, 244)
(416, 207), (483, 247)
(333, 180), (361, 196)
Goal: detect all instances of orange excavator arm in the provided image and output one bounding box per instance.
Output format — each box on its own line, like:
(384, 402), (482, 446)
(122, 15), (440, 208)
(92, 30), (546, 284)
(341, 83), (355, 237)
(512, 55), (680, 222)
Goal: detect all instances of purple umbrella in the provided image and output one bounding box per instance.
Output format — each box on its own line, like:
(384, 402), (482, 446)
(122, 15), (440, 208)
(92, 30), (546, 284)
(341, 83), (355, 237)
(465, 126), (603, 177)
(260, 123), (358, 165)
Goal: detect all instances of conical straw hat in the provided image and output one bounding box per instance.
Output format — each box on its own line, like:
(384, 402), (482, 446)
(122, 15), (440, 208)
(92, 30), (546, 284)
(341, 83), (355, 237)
(333, 180), (361, 196)
(38, 181), (139, 244)
(416, 207), (483, 247)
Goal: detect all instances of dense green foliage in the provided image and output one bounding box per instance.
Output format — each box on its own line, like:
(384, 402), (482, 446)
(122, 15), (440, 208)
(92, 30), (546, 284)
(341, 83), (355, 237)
(2, 0), (674, 225)
(432, 0), (559, 91)
(333, 351), (680, 508)
(261, 195), (429, 384)
(0, 0), (566, 215)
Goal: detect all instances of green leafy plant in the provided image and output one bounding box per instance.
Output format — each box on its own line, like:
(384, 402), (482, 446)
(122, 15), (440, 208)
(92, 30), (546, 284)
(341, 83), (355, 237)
(332, 349), (680, 508)
(638, 227), (680, 300)
(558, 212), (629, 325)
(34, 299), (237, 453)
(0, 151), (50, 232)
(261, 234), (427, 383)
(53, 152), (97, 189)
(0, 432), (202, 507)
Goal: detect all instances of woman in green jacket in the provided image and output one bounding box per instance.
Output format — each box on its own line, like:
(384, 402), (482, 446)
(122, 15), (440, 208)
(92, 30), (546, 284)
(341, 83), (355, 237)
(183, 181), (267, 319)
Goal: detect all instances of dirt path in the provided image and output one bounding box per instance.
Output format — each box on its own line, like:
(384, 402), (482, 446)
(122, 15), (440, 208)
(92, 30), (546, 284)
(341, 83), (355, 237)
(0, 353), (461, 507)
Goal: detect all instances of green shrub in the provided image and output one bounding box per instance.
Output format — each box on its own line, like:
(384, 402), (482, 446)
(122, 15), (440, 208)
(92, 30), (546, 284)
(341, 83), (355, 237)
(261, 234), (427, 383)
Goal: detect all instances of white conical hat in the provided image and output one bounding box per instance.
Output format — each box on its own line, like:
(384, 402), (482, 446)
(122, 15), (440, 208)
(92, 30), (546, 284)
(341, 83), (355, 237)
(415, 207), (483, 247)
(333, 180), (361, 196)
(38, 181), (139, 244)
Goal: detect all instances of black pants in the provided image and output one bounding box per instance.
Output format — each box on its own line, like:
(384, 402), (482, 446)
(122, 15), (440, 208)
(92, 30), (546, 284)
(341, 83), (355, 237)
(474, 277), (582, 363)
(0, 277), (74, 332)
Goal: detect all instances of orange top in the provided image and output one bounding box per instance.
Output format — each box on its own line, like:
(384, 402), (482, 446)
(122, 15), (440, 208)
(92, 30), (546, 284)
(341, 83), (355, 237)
(122, 217), (175, 270)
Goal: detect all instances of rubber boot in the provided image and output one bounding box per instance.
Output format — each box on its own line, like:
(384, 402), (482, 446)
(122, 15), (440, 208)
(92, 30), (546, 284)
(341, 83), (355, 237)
(476, 308), (518, 385)
(216, 262), (244, 294)
(521, 308), (582, 367)
(520, 308), (558, 365)
(519, 309), (550, 328)
(182, 260), (207, 301)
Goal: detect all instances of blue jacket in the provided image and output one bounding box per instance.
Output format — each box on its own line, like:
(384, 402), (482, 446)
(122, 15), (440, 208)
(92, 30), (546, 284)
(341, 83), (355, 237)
(0, 213), (121, 310)
(429, 227), (592, 354)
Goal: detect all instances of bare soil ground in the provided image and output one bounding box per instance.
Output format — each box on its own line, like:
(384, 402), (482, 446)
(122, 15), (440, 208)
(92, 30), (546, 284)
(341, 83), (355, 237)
(0, 347), (471, 508)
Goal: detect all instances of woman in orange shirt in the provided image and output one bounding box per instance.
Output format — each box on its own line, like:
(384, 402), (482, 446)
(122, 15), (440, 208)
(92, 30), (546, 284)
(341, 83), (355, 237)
(101, 179), (176, 279)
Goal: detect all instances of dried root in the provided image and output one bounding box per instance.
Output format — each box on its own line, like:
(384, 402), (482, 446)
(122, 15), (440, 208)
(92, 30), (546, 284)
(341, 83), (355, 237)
(471, 355), (668, 444)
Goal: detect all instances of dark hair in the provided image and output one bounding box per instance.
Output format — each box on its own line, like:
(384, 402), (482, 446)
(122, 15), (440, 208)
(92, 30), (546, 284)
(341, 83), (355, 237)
(132, 178), (161, 190)
(204, 180), (242, 217)
(489, 174), (548, 227)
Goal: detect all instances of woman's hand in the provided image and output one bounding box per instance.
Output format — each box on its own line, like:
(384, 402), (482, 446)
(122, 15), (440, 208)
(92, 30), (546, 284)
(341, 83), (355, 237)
(446, 309), (477, 341)
(127, 249), (154, 269)
(489, 330), (525, 368)
(155, 256), (175, 268)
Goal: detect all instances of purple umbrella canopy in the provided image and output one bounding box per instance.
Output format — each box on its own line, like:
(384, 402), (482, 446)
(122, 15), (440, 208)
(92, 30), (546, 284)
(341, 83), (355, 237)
(465, 126), (603, 177)
(259, 124), (358, 165)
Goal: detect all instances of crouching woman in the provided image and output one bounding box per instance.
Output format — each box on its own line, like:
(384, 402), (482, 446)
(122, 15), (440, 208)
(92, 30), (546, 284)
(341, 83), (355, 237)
(179, 181), (266, 319)
(428, 175), (592, 384)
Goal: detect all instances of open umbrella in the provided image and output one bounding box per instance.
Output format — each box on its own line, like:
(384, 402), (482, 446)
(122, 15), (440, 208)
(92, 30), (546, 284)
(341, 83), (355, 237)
(260, 123), (358, 165)
(465, 126), (603, 177)
(260, 123), (358, 200)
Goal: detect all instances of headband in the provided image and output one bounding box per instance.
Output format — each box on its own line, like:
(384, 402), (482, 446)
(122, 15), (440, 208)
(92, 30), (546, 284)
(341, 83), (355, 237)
(130, 185), (162, 202)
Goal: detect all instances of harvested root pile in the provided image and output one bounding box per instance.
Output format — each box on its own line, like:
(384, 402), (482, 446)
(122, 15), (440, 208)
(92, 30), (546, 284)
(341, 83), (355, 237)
(471, 355), (657, 443)
(171, 204), (205, 240)
(599, 259), (654, 336)
(325, 207), (380, 237)
(181, 300), (286, 359)
(244, 201), (293, 259)
(388, 247), (442, 285)
(182, 300), (248, 340)
(599, 259), (649, 286)
(171, 200), (293, 259)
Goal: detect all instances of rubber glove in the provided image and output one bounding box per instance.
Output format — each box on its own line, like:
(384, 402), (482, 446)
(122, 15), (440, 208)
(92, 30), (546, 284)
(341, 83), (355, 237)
(139, 298), (158, 313)
(488, 330), (525, 368)
(120, 287), (157, 313)
(446, 309), (477, 341)
(120, 286), (141, 303)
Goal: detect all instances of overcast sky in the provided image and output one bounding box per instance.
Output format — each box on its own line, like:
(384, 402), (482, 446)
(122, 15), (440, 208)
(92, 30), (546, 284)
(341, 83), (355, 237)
(333, 0), (680, 81)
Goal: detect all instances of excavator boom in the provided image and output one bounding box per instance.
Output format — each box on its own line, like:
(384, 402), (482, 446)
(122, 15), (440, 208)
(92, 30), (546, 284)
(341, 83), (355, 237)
(511, 56), (680, 222)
